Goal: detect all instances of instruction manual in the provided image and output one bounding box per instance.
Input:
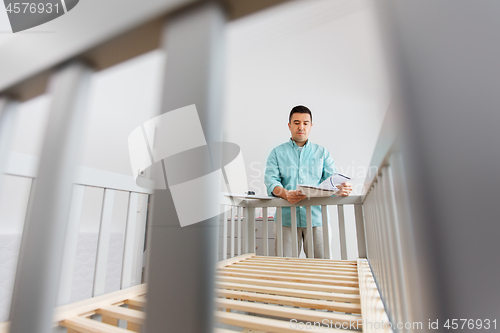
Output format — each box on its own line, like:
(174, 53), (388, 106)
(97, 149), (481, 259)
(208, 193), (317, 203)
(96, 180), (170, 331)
(297, 173), (351, 198)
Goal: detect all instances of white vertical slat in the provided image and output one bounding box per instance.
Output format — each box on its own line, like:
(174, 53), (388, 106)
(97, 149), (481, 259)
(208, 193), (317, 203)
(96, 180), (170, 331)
(8, 61), (93, 333)
(276, 207), (283, 257)
(262, 207), (268, 256)
(230, 206), (235, 258)
(132, 194), (148, 286)
(237, 206), (242, 256)
(247, 207), (255, 254)
(354, 203), (367, 258)
(305, 205), (313, 258)
(337, 204), (347, 260)
(93, 189), (115, 297)
(321, 205), (330, 259)
(121, 192), (139, 289)
(57, 185), (85, 305)
(0, 98), (18, 189)
(290, 206), (298, 258)
(222, 207), (228, 260)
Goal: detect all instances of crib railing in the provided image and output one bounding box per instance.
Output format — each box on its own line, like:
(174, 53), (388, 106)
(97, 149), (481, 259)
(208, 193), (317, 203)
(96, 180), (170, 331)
(219, 195), (367, 261)
(0, 169), (150, 311)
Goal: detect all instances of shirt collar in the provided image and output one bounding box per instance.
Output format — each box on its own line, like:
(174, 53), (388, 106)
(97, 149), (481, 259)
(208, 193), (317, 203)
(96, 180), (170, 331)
(289, 138), (310, 149)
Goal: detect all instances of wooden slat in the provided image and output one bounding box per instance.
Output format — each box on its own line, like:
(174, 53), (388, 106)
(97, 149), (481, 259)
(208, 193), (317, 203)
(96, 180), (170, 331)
(216, 281), (360, 303)
(124, 297), (146, 308)
(0, 322), (9, 333)
(252, 256), (357, 265)
(230, 262), (358, 276)
(216, 289), (361, 313)
(96, 305), (145, 324)
(54, 284), (146, 323)
(254, 255), (357, 263)
(358, 259), (393, 333)
(246, 259), (357, 269)
(216, 299), (361, 327)
(61, 317), (131, 333)
(216, 253), (256, 269)
(127, 305), (142, 332)
(216, 276), (359, 294)
(217, 271), (359, 287)
(102, 315), (118, 326)
(215, 311), (348, 333)
(234, 261), (358, 273)
(215, 329), (241, 333)
(220, 266), (358, 281)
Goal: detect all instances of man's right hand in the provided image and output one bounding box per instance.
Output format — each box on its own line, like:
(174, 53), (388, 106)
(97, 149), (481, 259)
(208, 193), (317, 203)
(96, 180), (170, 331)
(273, 186), (307, 204)
(285, 190), (307, 204)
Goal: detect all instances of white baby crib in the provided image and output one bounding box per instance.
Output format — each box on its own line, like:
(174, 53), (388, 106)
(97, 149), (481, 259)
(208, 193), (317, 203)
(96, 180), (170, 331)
(1, 0), (500, 332)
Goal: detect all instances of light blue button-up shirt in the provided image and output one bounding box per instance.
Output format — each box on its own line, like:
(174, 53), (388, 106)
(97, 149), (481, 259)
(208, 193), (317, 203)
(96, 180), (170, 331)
(264, 139), (337, 227)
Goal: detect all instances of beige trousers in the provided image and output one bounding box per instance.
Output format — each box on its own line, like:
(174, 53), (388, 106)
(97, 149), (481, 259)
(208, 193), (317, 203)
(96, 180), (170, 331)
(274, 224), (324, 258)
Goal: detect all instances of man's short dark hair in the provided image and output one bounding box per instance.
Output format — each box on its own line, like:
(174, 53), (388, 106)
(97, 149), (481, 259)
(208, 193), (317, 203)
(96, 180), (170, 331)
(289, 105), (312, 123)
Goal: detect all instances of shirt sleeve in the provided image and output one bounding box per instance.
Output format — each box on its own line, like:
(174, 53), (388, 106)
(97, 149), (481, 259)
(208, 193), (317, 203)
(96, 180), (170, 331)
(320, 149), (337, 183)
(264, 149), (283, 196)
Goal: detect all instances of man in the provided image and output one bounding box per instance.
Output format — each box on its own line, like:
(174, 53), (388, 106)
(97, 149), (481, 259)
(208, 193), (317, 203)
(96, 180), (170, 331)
(264, 105), (352, 258)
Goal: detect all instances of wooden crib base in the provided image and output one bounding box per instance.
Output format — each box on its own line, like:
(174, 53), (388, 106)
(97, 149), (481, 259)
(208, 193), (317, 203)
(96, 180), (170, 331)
(0, 254), (392, 333)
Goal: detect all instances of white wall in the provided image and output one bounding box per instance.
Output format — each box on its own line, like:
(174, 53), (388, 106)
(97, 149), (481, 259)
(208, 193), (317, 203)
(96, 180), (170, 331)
(224, 0), (390, 196)
(1, 0), (390, 260)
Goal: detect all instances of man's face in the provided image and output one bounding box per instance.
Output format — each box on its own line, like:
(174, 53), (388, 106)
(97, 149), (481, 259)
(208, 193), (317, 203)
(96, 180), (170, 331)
(288, 113), (312, 144)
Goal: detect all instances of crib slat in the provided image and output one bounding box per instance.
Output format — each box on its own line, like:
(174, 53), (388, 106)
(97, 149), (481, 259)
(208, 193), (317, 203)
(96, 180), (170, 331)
(262, 207), (268, 256)
(216, 271), (359, 287)
(94, 189), (116, 297)
(216, 289), (361, 313)
(245, 207), (255, 253)
(321, 205), (330, 259)
(305, 205), (313, 258)
(237, 206), (242, 256)
(61, 317), (130, 333)
(228, 263), (358, 276)
(215, 299), (360, 327)
(276, 207), (283, 257)
(0, 97), (17, 185)
(125, 297), (146, 308)
(102, 315), (118, 326)
(8, 61), (93, 333)
(230, 206), (235, 258)
(291, 207), (298, 258)
(337, 204), (347, 260)
(217, 276), (359, 294)
(96, 305), (145, 325)
(354, 203), (367, 258)
(234, 262), (357, 273)
(215, 311), (342, 333)
(219, 267), (358, 281)
(121, 192), (139, 289)
(215, 281), (360, 303)
(222, 207), (228, 260)
(58, 185), (85, 305)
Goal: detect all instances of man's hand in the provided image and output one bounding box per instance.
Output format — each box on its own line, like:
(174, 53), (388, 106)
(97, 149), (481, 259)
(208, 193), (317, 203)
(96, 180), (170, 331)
(285, 190), (307, 204)
(273, 186), (307, 204)
(337, 182), (353, 196)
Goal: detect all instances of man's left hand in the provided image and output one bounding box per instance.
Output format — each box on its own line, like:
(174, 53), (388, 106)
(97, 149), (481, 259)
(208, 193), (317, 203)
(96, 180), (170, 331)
(337, 182), (353, 196)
